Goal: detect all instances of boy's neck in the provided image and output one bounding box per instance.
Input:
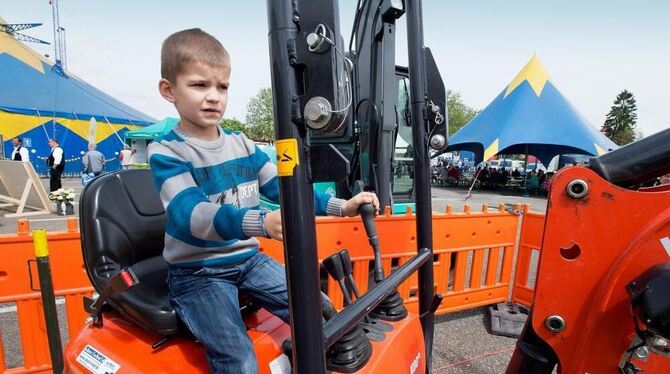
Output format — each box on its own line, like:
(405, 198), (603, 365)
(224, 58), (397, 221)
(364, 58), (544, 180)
(178, 120), (220, 141)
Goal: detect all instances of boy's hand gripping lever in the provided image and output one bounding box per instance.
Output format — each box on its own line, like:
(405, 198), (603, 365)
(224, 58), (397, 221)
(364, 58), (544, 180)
(359, 203), (409, 321)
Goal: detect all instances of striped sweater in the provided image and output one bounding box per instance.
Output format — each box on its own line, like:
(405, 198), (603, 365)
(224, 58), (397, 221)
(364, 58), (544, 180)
(148, 125), (344, 267)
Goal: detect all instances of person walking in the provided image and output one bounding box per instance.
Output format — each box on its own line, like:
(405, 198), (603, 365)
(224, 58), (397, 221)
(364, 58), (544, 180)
(47, 138), (65, 192)
(10, 138), (30, 162)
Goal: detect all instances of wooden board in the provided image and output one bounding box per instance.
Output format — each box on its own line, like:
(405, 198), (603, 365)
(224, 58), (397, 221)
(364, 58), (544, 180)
(0, 160), (53, 217)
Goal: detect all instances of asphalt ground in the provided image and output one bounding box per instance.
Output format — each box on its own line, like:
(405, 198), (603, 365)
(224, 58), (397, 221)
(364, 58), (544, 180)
(0, 178), (546, 372)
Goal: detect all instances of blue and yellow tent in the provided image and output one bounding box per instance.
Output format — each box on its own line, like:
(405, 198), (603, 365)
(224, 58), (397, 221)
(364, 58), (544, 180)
(446, 55), (617, 165)
(0, 18), (153, 174)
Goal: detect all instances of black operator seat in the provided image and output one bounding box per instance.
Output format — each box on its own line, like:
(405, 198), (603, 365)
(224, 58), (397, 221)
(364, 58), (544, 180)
(79, 169), (178, 335)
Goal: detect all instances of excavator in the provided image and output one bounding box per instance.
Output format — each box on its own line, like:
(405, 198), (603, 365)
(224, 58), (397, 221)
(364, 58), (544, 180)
(62, 0), (670, 373)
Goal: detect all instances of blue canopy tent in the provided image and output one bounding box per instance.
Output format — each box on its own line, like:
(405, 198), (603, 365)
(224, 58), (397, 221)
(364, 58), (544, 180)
(0, 17), (153, 174)
(445, 56), (617, 166)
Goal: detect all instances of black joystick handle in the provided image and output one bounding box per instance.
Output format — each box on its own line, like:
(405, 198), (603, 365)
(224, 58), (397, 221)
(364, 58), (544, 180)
(323, 253), (353, 305)
(359, 203), (384, 282)
(339, 249), (359, 298)
(340, 249), (372, 324)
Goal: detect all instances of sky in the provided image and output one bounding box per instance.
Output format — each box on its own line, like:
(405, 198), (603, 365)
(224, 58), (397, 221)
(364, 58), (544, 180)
(3, 0), (669, 137)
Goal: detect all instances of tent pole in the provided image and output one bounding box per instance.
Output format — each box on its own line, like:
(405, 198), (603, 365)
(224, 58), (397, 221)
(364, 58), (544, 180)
(103, 115), (125, 145)
(35, 109), (50, 141)
(523, 145), (530, 189)
(523, 145), (529, 175)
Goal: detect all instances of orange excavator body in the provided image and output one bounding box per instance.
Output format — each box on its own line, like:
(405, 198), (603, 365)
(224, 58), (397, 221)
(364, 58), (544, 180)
(532, 166), (670, 372)
(63, 309), (425, 374)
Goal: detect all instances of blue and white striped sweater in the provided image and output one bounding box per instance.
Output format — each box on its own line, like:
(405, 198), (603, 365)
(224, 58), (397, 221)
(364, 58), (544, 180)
(148, 125), (344, 267)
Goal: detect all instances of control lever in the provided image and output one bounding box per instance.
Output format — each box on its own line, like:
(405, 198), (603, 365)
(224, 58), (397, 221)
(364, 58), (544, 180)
(358, 203), (409, 321)
(340, 249), (392, 333)
(323, 253), (354, 305)
(339, 249), (360, 299)
(359, 203), (384, 282)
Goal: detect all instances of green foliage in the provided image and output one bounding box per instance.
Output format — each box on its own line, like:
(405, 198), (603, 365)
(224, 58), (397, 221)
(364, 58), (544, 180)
(601, 90), (639, 145)
(245, 87), (275, 143)
(220, 117), (247, 133)
(447, 90), (479, 135)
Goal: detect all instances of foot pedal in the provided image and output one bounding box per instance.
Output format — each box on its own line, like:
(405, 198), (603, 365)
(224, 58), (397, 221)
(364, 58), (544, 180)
(487, 302), (529, 338)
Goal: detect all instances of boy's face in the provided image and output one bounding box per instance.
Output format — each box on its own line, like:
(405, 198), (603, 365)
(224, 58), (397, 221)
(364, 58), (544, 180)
(159, 61), (230, 138)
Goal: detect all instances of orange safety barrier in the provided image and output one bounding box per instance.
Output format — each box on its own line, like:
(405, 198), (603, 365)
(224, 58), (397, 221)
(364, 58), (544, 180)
(0, 206), (544, 373)
(511, 205), (545, 308)
(260, 204), (520, 314)
(0, 218), (93, 374)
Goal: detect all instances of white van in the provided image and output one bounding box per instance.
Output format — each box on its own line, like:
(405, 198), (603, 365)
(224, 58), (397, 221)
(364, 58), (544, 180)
(488, 159), (523, 172)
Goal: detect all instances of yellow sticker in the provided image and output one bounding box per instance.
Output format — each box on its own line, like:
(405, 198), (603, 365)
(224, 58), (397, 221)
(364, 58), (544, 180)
(275, 138), (299, 176)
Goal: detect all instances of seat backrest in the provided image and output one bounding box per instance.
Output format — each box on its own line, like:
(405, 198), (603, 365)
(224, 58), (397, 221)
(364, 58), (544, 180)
(80, 169), (178, 335)
(80, 169), (166, 278)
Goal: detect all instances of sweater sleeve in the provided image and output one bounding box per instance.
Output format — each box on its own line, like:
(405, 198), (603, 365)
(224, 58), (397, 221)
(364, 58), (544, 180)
(148, 143), (265, 241)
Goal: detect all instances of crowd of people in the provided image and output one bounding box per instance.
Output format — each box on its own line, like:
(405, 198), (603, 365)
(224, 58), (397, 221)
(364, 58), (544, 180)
(431, 161), (556, 196)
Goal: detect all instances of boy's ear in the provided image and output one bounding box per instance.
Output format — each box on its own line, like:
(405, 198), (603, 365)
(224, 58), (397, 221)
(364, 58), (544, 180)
(158, 78), (176, 103)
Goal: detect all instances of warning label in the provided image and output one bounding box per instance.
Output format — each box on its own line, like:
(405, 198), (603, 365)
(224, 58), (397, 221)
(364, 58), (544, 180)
(76, 345), (121, 374)
(275, 138), (299, 176)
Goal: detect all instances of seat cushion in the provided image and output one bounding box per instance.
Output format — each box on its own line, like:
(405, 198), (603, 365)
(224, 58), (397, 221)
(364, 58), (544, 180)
(111, 256), (178, 335)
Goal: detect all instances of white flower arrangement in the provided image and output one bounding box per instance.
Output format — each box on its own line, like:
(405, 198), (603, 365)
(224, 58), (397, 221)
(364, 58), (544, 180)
(48, 188), (76, 203)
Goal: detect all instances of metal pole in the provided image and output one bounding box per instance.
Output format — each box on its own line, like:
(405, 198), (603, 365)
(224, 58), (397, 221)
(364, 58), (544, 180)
(265, 1), (326, 372)
(405, 0), (435, 372)
(33, 229), (64, 373)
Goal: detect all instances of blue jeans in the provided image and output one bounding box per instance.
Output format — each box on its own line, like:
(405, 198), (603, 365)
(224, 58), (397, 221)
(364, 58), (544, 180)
(168, 252), (290, 373)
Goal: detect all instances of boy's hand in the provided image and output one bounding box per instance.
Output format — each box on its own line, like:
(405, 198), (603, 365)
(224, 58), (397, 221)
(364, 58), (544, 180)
(264, 210), (283, 241)
(340, 192), (380, 217)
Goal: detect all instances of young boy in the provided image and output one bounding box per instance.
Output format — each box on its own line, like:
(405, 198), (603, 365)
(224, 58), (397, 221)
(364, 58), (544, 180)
(149, 28), (379, 373)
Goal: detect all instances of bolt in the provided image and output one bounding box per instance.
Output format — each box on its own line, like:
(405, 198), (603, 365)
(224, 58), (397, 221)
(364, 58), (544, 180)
(566, 179), (589, 199)
(634, 346), (649, 360)
(544, 315), (566, 333)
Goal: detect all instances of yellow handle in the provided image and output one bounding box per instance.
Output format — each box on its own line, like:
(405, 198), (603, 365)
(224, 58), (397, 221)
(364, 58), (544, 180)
(33, 229), (49, 257)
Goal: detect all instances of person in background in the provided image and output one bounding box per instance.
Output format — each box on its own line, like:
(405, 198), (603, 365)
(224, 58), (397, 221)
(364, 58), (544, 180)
(542, 172), (555, 195)
(524, 171), (539, 196)
(82, 143), (105, 177)
(537, 169), (546, 188)
(47, 138), (65, 192)
(10, 138), (30, 162)
(119, 144), (133, 169)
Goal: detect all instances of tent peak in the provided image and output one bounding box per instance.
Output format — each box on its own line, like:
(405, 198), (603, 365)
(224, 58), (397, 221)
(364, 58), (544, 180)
(504, 54), (551, 98)
(0, 16), (52, 73)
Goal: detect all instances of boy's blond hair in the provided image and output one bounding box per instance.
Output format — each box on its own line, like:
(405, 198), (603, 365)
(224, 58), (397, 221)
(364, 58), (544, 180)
(161, 28), (230, 83)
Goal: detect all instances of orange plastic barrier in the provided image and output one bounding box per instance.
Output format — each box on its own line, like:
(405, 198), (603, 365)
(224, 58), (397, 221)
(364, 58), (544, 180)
(0, 218), (92, 374)
(0, 206), (541, 373)
(511, 205), (545, 308)
(261, 204), (520, 314)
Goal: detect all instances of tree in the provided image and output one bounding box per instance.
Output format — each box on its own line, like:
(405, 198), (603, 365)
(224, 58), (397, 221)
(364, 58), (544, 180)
(601, 90), (638, 145)
(220, 117), (247, 133)
(245, 87), (275, 143)
(447, 90), (479, 135)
